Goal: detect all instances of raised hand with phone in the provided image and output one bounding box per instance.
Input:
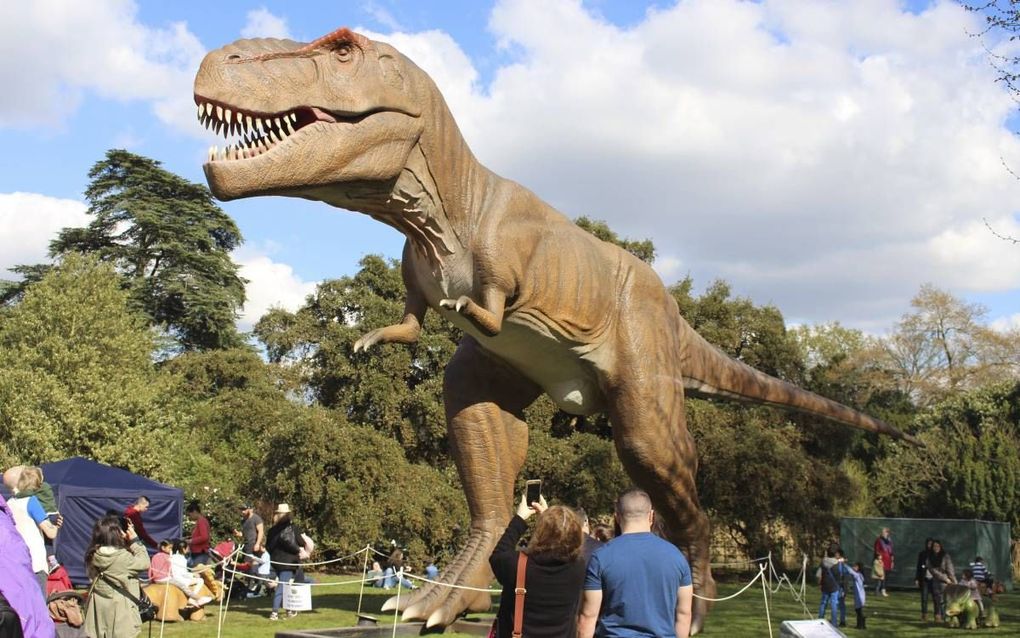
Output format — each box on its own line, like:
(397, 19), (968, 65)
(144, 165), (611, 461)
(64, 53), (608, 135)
(515, 483), (548, 521)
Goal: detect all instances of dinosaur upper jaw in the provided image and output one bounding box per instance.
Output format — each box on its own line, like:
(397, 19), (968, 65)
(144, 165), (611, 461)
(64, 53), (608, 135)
(198, 94), (422, 201)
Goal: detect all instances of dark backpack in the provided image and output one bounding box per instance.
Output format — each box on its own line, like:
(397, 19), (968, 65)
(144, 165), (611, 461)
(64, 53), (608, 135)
(820, 565), (839, 594)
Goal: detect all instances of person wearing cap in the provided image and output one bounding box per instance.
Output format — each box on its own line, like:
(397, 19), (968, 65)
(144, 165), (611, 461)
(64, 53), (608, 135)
(265, 504), (307, 621)
(234, 504), (264, 558)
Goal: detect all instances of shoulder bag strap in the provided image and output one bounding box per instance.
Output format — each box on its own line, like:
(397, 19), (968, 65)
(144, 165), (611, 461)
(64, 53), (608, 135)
(512, 552), (528, 638)
(99, 572), (144, 606)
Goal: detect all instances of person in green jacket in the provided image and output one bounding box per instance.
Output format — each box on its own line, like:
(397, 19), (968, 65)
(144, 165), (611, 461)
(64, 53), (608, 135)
(84, 514), (151, 638)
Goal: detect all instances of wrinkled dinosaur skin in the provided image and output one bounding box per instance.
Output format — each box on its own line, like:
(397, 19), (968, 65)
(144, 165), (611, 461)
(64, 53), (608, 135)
(195, 28), (919, 633)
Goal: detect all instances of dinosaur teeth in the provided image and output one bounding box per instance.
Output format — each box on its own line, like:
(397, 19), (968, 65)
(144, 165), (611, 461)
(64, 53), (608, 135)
(246, 115), (253, 134)
(282, 117), (292, 134)
(290, 112), (297, 123)
(216, 105), (223, 121)
(208, 146), (215, 162)
(205, 103), (213, 117)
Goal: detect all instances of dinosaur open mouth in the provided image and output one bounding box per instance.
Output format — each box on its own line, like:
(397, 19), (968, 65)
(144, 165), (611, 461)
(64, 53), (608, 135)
(195, 96), (332, 162)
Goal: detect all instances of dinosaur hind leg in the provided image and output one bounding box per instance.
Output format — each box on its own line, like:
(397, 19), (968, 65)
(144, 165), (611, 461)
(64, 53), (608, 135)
(608, 378), (716, 635)
(389, 336), (540, 628)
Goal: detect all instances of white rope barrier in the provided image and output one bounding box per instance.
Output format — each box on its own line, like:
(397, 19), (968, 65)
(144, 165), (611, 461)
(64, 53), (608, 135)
(237, 544), (371, 567)
(709, 554), (771, 568)
(403, 570), (500, 593)
(207, 536), (817, 637)
(693, 564), (765, 602)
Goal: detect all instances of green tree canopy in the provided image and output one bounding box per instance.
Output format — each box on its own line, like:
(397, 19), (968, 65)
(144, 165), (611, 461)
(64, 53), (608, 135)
(574, 216), (656, 264)
(256, 255), (461, 465)
(9, 149), (247, 351)
(0, 254), (186, 477)
(871, 381), (1020, 529)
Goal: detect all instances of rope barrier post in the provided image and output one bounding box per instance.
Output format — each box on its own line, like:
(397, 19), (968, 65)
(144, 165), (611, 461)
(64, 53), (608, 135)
(158, 573), (170, 638)
(391, 568), (403, 638)
(760, 564), (773, 638)
(217, 548), (239, 638)
(357, 545), (370, 617)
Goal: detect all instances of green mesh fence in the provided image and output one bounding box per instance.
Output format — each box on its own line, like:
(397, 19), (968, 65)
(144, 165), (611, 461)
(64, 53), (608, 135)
(839, 517), (1012, 592)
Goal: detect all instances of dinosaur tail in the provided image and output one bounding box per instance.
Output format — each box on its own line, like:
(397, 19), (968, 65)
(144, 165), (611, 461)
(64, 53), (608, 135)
(677, 320), (920, 445)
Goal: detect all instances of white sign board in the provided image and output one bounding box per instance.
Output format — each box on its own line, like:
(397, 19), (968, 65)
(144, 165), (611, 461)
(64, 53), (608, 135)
(779, 620), (847, 638)
(283, 582), (312, 611)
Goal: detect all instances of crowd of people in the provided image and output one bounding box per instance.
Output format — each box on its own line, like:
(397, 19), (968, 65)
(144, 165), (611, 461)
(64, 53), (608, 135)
(0, 463), (289, 638)
(814, 528), (1002, 631)
(0, 464), (1009, 638)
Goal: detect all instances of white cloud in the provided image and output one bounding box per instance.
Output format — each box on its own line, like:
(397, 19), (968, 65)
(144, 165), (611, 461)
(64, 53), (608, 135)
(0, 0), (206, 137)
(0, 193), (89, 276)
(364, 0), (1020, 330)
(990, 313), (1020, 334)
(240, 8), (292, 40)
(363, 2), (405, 32)
(234, 246), (316, 331)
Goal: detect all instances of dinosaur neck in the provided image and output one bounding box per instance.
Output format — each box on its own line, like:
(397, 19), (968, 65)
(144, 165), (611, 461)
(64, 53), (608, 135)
(356, 88), (491, 268)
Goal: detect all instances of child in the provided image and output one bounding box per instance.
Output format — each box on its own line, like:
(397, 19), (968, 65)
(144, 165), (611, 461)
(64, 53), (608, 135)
(851, 562), (868, 629)
(959, 568), (984, 617)
(170, 539), (212, 606)
(871, 551), (886, 596)
(149, 539), (174, 583)
(969, 556), (992, 591)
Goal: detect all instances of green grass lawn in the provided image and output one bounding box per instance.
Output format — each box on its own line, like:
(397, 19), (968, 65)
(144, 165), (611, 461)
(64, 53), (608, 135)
(148, 572), (1014, 637)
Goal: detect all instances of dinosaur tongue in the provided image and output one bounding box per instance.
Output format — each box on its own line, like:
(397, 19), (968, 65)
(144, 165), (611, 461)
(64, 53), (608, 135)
(310, 107), (337, 123)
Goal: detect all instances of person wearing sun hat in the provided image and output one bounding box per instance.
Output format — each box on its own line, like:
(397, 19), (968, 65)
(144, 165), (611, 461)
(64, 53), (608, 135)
(265, 504), (307, 621)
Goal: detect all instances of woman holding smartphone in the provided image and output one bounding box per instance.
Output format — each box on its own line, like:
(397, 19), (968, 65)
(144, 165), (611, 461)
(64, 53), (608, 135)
(488, 488), (587, 637)
(83, 514), (151, 638)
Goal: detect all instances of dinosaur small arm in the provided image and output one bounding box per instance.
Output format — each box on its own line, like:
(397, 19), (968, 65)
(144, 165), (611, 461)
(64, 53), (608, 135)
(194, 27), (919, 633)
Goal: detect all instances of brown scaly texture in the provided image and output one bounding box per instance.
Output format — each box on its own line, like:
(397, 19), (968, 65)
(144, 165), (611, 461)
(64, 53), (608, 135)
(194, 28), (919, 633)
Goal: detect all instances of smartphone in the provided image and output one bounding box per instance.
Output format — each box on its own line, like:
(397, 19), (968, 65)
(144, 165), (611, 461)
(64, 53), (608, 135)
(525, 479), (542, 505)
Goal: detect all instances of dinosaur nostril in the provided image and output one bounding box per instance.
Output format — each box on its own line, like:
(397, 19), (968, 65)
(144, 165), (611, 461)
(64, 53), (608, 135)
(227, 53), (241, 60)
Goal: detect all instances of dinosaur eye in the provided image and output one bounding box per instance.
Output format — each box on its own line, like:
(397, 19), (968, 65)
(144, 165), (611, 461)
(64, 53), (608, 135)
(334, 44), (353, 62)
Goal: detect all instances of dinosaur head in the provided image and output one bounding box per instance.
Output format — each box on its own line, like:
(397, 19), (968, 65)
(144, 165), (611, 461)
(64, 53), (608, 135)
(194, 28), (426, 201)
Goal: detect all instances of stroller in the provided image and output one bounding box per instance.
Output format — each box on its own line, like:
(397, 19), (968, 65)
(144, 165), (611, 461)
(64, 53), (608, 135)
(212, 539), (268, 599)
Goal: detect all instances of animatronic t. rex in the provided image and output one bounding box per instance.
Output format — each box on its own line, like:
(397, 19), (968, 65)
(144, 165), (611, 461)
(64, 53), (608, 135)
(194, 28), (917, 633)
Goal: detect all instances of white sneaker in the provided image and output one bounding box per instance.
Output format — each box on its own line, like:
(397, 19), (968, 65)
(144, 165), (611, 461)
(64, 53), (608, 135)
(269, 612), (279, 621)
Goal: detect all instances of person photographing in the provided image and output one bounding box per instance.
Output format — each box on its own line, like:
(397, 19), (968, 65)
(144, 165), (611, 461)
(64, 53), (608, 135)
(488, 486), (587, 638)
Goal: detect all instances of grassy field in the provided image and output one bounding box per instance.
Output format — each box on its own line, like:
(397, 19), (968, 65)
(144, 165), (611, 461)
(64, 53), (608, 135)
(148, 572), (1015, 637)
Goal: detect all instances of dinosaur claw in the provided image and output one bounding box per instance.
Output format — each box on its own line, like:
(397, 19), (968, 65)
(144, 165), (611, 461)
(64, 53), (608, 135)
(380, 595), (399, 612)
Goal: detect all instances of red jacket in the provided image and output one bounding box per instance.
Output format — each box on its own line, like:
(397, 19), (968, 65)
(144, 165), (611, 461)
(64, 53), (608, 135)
(124, 506), (157, 548)
(190, 515), (210, 554)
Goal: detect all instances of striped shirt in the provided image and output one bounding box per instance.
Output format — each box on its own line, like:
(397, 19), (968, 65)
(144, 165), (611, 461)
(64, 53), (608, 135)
(969, 561), (989, 582)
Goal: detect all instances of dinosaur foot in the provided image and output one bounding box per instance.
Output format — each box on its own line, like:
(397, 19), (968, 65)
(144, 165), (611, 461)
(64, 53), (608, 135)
(381, 530), (495, 628)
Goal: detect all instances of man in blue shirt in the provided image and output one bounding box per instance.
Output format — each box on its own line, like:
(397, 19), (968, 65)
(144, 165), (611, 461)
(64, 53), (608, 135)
(578, 488), (693, 638)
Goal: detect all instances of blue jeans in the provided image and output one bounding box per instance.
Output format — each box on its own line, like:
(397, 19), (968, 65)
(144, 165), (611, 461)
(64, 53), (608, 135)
(819, 591), (839, 625)
(381, 568), (413, 590)
(838, 591), (847, 625)
(920, 578), (934, 615)
(273, 569), (294, 613)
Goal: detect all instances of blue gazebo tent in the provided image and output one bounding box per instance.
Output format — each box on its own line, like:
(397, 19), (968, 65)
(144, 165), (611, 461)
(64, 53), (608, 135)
(40, 457), (183, 586)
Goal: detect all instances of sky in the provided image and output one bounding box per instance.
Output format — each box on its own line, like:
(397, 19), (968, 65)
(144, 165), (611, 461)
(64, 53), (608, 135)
(1, 0), (1019, 335)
